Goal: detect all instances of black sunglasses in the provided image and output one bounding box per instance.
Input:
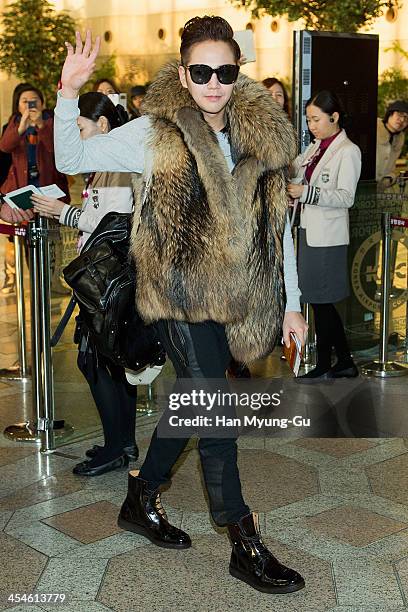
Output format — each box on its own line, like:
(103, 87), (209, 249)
(186, 64), (240, 85)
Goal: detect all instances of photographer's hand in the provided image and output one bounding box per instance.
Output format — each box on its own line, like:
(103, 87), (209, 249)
(30, 108), (44, 130)
(61, 30), (101, 98)
(18, 109), (30, 135)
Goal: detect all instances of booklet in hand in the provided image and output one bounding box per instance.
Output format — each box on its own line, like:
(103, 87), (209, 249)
(3, 184), (66, 211)
(283, 332), (303, 377)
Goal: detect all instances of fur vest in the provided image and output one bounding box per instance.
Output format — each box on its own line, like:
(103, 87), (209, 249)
(131, 63), (297, 363)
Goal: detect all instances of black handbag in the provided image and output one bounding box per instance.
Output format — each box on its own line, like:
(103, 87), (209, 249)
(52, 212), (165, 372)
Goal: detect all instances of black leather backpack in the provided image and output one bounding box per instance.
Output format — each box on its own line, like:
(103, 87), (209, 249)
(53, 211), (165, 372)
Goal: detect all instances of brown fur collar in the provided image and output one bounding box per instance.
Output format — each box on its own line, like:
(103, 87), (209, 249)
(142, 61), (297, 170)
(132, 62), (296, 362)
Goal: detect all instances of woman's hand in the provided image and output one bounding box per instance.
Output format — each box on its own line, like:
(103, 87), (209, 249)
(60, 30), (101, 98)
(29, 108), (44, 130)
(17, 109), (30, 135)
(0, 202), (33, 223)
(31, 194), (65, 218)
(287, 183), (304, 199)
(282, 311), (308, 348)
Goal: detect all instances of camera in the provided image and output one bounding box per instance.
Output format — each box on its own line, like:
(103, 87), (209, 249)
(28, 100), (37, 109)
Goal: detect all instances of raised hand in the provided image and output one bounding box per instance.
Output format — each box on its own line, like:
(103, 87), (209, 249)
(60, 30), (101, 98)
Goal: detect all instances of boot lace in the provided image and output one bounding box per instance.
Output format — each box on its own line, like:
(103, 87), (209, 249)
(251, 536), (271, 561)
(241, 533), (277, 570)
(153, 493), (168, 520)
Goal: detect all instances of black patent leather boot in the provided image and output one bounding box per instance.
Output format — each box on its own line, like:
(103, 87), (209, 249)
(117, 471), (191, 549)
(227, 513), (305, 594)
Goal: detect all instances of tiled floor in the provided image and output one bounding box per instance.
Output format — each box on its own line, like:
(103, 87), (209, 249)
(1, 235), (408, 610)
(2, 434), (408, 611)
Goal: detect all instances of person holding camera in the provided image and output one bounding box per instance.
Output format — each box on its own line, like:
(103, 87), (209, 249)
(0, 84), (37, 291)
(0, 84), (70, 294)
(0, 85), (68, 196)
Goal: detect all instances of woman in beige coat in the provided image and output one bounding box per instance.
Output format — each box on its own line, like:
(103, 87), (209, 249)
(376, 100), (408, 184)
(288, 90), (361, 379)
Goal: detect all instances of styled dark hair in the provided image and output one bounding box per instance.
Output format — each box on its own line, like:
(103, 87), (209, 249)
(13, 84), (44, 114)
(306, 90), (347, 128)
(78, 92), (128, 129)
(180, 16), (241, 65)
(262, 77), (290, 114)
(92, 78), (120, 94)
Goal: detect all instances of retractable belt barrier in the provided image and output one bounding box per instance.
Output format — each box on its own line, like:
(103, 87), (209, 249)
(2, 214), (156, 448)
(0, 223), (27, 237)
(391, 216), (408, 229)
(362, 212), (408, 378)
(3, 216), (58, 451)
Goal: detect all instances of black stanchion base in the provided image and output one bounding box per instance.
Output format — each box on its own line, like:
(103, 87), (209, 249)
(3, 422), (40, 442)
(3, 419), (74, 443)
(361, 360), (408, 378)
(0, 366), (31, 381)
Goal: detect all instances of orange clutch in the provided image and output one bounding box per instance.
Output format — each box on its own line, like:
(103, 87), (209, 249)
(283, 332), (302, 377)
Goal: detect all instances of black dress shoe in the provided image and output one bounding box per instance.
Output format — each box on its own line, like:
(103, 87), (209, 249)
(85, 445), (103, 459)
(118, 472), (191, 549)
(86, 444), (139, 461)
(331, 361), (359, 378)
(228, 513), (305, 594)
(73, 454), (129, 477)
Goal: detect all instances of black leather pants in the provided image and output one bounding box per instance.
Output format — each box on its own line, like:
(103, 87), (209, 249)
(139, 320), (250, 526)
